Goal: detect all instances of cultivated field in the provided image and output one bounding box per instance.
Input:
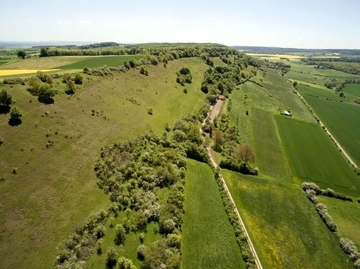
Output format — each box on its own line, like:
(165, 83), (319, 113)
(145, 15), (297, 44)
(182, 160), (245, 269)
(296, 84), (360, 166)
(343, 83), (360, 97)
(222, 171), (353, 269)
(276, 116), (360, 196)
(0, 55), (141, 73)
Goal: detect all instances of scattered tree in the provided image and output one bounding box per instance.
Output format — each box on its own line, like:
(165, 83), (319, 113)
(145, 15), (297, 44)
(65, 80), (76, 95)
(114, 224), (126, 245)
(106, 247), (118, 268)
(10, 106), (22, 120)
(117, 256), (137, 269)
(74, 73), (83, 85)
(38, 84), (55, 102)
(0, 89), (12, 107)
(17, 50), (26, 59)
(235, 144), (255, 164)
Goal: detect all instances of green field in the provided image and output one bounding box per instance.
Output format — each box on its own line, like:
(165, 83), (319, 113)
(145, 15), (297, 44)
(222, 170), (353, 269)
(343, 83), (360, 97)
(59, 55), (143, 69)
(181, 160), (245, 269)
(318, 196), (360, 248)
(276, 116), (360, 196)
(0, 58), (208, 268)
(0, 55), (142, 72)
(296, 84), (360, 166)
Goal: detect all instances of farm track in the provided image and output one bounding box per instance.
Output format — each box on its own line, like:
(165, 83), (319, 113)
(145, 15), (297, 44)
(204, 100), (263, 269)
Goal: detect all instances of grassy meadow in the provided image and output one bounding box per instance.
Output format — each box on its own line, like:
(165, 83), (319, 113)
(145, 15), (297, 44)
(222, 171), (353, 269)
(318, 196), (360, 248)
(296, 84), (360, 166)
(0, 57), (208, 268)
(276, 116), (360, 196)
(181, 160), (245, 269)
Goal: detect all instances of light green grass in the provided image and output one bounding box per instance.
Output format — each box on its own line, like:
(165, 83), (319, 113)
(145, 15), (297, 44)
(318, 196), (360, 249)
(0, 58), (208, 269)
(343, 83), (360, 98)
(181, 159), (245, 269)
(276, 116), (360, 196)
(250, 107), (291, 180)
(296, 84), (360, 166)
(222, 170), (353, 269)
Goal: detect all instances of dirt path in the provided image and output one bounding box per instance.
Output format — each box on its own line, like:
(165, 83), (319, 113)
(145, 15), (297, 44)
(209, 99), (224, 122)
(202, 99), (263, 269)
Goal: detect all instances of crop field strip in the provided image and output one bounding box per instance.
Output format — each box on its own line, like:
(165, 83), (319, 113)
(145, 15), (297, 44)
(182, 160), (246, 269)
(276, 116), (360, 196)
(296, 84), (360, 166)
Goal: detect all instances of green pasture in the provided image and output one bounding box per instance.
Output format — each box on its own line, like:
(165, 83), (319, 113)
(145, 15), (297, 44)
(0, 58), (207, 268)
(222, 170), (353, 269)
(276, 116), (360, 196)
(343, 83), (360, 97)
(181, 160), (245, 269)
(318, 196), (360, 248)
(296, 84), (360, 166)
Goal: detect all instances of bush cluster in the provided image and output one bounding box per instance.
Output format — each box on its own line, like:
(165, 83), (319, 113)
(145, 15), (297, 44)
(213, 172), (256, 268)
(302, 182), (360, 267)
(54, 210), (108, 268)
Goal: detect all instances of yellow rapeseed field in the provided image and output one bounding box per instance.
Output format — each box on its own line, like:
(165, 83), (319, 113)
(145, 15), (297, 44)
(0, 69), (59, 76)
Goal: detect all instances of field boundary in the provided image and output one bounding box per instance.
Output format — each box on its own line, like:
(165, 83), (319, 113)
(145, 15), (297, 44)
(207, 150), (263, 269)
(203, 98), (263, 269)
(288, 80), (358, 169)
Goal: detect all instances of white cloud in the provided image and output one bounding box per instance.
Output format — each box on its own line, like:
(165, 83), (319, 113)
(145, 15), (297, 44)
(57, 21), (71, 25)
(29, 20), (34, 23)
(78, 20), (91, 25)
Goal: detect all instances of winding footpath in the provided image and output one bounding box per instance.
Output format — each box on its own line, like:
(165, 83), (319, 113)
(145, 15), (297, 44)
(203, 100), (263, 269)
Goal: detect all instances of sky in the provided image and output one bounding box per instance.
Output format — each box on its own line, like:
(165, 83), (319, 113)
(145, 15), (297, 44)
(1, 0), (359, 49)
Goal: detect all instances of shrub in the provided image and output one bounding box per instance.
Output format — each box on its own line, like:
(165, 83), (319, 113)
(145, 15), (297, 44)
(114, 224), (126, 245)
(117, 256), (137, 269)
(106, 247), (118, 268)
(74, 74), (83, 85)
(301, 182), (321, 194)
(137, 245), (146, 260)
(339, 238), (359, 262)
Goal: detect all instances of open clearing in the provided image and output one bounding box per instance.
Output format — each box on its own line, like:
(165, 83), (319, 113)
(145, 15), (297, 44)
(276, 116), (360, 196)
(0, 57), (208, 269)
(181, 160), (245, 269)
(222, 170), (353, 269)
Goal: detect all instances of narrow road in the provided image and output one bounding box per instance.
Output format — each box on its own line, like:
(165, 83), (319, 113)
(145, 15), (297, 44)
(203, 98), (263, 269)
